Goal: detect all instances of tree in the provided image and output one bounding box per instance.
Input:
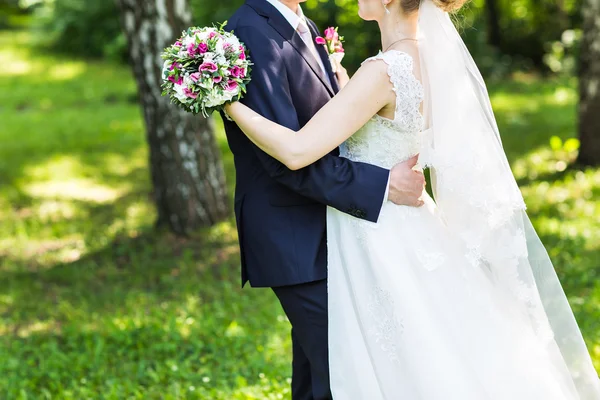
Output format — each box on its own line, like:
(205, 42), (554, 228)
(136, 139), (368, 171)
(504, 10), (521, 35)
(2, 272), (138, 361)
(577, 0), (600, 166)
(115, 0), (229, 235)
(484, 0), (502, 49)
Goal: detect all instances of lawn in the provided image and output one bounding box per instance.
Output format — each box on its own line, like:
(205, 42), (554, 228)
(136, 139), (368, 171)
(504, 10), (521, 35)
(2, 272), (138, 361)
(0, 28), (599, 399)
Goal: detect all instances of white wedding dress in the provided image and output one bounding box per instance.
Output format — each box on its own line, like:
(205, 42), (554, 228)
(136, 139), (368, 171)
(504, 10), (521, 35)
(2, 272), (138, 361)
(326, 50), (597, 399)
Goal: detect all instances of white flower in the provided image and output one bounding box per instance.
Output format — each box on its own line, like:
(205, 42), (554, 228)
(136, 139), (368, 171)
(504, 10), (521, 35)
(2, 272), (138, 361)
(215, 54), (227, 65)
(199, 79), (214, 90)
(203, 52), (215, 61)
(183, 73), (194, 87)
(214, 39), (225, 56)
(226, 87), (239, 98)
(204, 87), (236, 108)
(227, 36), (241, 49)
(173, 84), (188, 103)
(197, 31), (209, 41)
(182, 36), (195, 47)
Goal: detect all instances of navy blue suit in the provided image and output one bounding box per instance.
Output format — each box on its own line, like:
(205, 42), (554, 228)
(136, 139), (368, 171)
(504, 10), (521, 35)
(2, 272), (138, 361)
(224, 1), (389, 398)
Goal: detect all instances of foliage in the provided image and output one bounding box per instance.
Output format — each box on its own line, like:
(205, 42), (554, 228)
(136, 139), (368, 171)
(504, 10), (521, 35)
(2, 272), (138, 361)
(25, 0), (584, 76)
(486, 0), (581, 67)
(544, 29), (583, 76)
(1, 29), (599, 399)
(32, 0), (126, 61)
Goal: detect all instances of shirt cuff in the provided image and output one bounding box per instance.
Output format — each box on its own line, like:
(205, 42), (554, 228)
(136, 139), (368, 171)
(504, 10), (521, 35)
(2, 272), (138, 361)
(383, 172), (391, 204)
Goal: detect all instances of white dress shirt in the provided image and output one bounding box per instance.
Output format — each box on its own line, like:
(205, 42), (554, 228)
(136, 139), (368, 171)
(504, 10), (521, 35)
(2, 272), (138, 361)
(265, 0), (391, 206)
(265, 0), (330, 83)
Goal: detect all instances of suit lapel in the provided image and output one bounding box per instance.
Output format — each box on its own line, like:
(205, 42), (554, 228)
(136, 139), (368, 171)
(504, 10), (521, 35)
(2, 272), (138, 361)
(289, 33), (335, 96)
(245, 0), (335, 97)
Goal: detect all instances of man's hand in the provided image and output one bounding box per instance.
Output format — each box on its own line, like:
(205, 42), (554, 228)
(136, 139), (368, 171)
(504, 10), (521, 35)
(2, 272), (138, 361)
(388, 155), (426, 207)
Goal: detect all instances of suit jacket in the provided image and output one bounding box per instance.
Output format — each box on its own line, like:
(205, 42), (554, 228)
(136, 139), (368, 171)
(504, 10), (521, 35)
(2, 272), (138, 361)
(224, 0), (389, 287)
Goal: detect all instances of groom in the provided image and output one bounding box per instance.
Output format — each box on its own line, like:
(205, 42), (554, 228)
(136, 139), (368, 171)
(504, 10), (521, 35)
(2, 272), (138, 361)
(224, 0), (425, 398)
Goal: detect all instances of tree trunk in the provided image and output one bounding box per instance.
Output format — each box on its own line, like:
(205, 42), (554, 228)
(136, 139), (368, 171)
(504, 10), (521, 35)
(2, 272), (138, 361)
(484, 0), (502, 48)
(577, 0), (600, 166)
(116, 0), (229, 235)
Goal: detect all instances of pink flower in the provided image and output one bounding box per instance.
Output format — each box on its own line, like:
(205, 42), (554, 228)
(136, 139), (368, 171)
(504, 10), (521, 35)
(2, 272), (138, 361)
(197, 43), (208, 53)
(183, 88), (198, 99)
(229, 66), (245, 78)
(187, 43), (197, 56)
(169, 62), (180, 71)
(315, 36), (326, 45)
(324, 27), (338, 42)
(225, 80), (239, 91)
(174, 41), (182, 47)
(189, 72), (201, 82)
(168, 75), (183, 85)
(209, 31), (217, 39)
(238, 46), (247, 60)
(199, 62), (218, 73)
(334, 43), (345, 53)
(213, 76), (223, 83)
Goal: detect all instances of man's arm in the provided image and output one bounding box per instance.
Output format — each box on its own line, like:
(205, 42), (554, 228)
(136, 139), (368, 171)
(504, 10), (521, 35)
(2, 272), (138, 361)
(234, 25), (389, 222)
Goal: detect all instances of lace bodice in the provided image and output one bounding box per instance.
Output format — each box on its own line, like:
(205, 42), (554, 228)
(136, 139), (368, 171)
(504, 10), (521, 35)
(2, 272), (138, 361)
(341, 51), (424, 169)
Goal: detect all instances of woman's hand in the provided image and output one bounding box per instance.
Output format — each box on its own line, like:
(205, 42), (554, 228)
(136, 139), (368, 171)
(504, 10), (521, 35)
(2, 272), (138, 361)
(334, 58), (350, 89)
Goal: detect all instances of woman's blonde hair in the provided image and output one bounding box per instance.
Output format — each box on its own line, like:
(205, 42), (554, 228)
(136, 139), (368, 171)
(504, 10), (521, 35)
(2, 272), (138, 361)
(400, 0), (468, 14)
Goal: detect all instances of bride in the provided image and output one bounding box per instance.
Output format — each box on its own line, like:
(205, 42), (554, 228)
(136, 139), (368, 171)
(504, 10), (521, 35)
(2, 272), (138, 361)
(225, 0), (600, 398)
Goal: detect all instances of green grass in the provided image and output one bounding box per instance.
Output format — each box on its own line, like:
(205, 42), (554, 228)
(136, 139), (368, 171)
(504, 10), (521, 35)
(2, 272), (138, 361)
(0, 29), (599, 399)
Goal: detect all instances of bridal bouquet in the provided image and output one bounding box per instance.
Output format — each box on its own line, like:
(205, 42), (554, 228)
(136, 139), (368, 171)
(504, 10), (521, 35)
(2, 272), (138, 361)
(316, 27), (345, 73)
(161, 25), (252, 117)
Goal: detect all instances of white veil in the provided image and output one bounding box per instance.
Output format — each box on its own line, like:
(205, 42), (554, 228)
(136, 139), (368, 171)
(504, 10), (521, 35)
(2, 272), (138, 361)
(416, 0), (600, 397)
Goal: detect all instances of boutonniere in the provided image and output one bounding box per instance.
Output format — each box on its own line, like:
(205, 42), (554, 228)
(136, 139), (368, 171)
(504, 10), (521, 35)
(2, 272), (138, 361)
(316, 27), (345, 73)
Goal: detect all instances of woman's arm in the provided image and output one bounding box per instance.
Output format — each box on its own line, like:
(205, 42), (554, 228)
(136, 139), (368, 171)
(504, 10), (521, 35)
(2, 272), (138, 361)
(225, 60), (394, 170)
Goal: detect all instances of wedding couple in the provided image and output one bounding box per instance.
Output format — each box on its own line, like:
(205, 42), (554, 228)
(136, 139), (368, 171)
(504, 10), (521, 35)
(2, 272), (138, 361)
(222, 0), (600, 398)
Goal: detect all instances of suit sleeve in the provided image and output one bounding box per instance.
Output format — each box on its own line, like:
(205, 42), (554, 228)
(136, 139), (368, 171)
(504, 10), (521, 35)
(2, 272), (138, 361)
(234, 25), (389, 223)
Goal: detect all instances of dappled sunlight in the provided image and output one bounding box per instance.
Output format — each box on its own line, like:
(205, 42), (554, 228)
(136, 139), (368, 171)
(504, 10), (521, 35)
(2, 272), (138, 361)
(0, 59), (34, 76)
(533, 215), (599, 247)
(20, 155), (135, 203)
(0, 32), (86, 81)
(0, 320), (61, 338)
(550, 87), (577, 105)
(102, 141), (148, 174)
(490, 82), (576, 114)
(512, 137), (580, 181)
(37, 199), (78, 220)
(47, 62), (86, 81)
(491, 92), (542, 113)
(0, 236), (85, 270)
(517, 144), (600, 249)
(22, 154), (97, 181)
(264, 320), (293, 361)
(24, 180), (123, 203)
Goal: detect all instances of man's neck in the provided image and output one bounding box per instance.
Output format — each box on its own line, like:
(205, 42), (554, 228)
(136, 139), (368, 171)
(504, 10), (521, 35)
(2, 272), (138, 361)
(277, 0), (299, 14)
